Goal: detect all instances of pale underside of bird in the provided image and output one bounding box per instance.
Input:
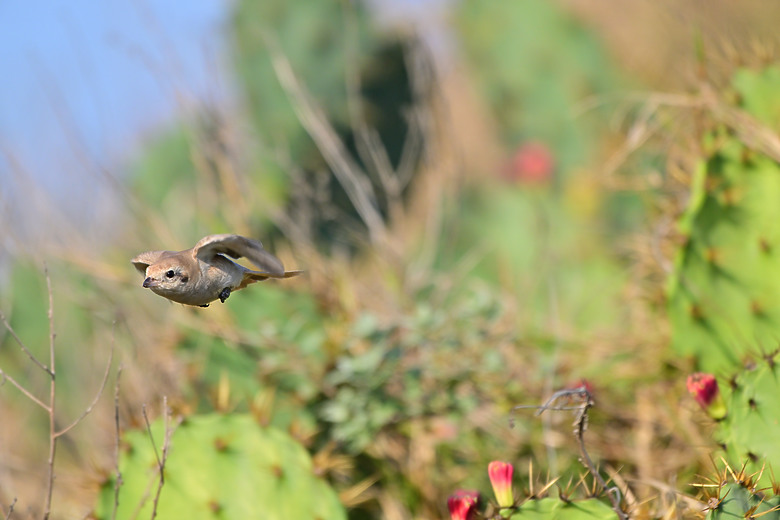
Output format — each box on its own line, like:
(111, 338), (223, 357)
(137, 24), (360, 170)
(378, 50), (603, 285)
(131, 234), (301, 307)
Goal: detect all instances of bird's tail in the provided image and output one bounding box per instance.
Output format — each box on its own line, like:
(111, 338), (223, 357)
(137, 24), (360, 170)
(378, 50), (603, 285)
(239, 270), (303, 289)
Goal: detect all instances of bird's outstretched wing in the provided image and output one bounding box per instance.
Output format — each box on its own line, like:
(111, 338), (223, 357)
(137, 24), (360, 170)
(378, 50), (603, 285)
(193, 234), (285, 276)
(131, 251), (174, 274)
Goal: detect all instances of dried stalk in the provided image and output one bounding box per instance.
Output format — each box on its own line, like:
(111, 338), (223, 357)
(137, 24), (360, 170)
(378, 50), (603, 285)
(515, 384), (629, 520)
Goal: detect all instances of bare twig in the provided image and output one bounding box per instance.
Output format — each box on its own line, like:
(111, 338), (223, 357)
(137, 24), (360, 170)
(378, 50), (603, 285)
(144, 398), (176, 520)
(43, 266), (57, 520)
(0, 368), (51, 410)
(263, 33), (388, 247)
(0, 267), (58, 519)
(2, 497), (16, 520)
(0, 268), (116, 519)
(396, 43), (430, 191)
(517, 385), (629, 520)
(142, 403), (161, 478)
(55, 331), (115, 438)
(0, 310), (53, 376)
(111, 365), (124, 520)
(403, 50), (449, 286)
(341, 4), (431, 233)
(341, 2), (388, 196)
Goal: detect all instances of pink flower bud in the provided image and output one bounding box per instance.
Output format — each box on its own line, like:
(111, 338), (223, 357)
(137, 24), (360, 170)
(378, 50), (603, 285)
(447, 490), (480, 520)
(687, 373), (726, 420)
(488, 461), (514, 508)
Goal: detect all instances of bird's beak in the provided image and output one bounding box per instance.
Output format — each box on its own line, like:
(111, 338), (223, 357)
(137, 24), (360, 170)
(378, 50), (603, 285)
(143, 277), (159, 288)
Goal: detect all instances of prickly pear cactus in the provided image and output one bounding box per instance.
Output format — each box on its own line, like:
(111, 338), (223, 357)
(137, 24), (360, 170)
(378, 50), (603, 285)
(703, 476), (780, 520)
(93, 413), (346, 520)
(667, 65), (780, 373)
(715, 352), (780, 488)
(507, 497), (618, 520)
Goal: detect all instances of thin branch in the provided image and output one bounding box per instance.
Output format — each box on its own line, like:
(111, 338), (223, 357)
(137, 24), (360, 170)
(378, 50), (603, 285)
(112, 365), (124, 520)
(0, 310), (53, 376)
(395, 105), (424, 191)
(55, 332), (115, 437)
(398, 41), (434, 191)
(521, 385), (629, 520)
(570, 394), (617, 510)
(3, 497), (16, 520)
(263, 33), (388, 246)
(341, 9), (426, 229)
(341, 1), (384, 188)
(0, 268), (116, 520)
(516, 388), (581, 418)
(144, 398), (176, 520)
(45, 267), (55, 372)
(340, 5), (430, 230)
(0, 368), (51, 411)
(154, 408), (173, 520)
(142, 403), (162, 479)
(42, 266), (57, 520)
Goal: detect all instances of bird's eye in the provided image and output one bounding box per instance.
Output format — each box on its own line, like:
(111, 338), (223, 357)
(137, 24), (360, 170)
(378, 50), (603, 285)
(165, 270), (175, 278)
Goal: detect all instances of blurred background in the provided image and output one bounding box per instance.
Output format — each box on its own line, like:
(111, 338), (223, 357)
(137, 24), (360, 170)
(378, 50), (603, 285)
(1, 0), (780, 518)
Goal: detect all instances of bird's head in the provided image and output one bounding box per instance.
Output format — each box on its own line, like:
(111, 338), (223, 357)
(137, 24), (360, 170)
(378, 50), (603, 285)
(142, 260), (192, 297)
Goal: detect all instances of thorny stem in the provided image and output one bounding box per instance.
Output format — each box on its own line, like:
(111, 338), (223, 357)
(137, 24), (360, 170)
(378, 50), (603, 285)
(518, 385), (629, 520)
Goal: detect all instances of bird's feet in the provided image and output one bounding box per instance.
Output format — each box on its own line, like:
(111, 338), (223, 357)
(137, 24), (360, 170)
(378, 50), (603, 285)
(200, 304), (210, 308)
(219, 287), (231, 303)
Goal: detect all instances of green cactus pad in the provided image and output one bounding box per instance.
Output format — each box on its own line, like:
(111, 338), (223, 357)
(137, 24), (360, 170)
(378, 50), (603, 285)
(715, 353), (780, 488)
(667, 66), (780, 373)
(507, 497), (619, 520)
(705, 481), (780, 520)
(93, 413), (346, 520)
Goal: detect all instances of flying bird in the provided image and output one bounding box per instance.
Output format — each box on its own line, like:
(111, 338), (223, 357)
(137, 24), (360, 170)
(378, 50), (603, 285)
(132, 234), (300, 307)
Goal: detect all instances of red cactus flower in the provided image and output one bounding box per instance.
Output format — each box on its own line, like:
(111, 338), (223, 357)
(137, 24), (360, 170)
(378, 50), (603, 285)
(687, 373), (726, 420)
(447, 490), (480, 520)
(488, 461), (514, 508)
(503, 141), (555, 184)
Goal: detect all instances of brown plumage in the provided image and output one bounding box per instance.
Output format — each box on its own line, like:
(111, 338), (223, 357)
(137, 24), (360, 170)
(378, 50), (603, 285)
(131, 234), (300, 307)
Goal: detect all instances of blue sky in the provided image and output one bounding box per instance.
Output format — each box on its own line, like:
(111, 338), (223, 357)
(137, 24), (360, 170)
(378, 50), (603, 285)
(0, 0), (229, 214)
